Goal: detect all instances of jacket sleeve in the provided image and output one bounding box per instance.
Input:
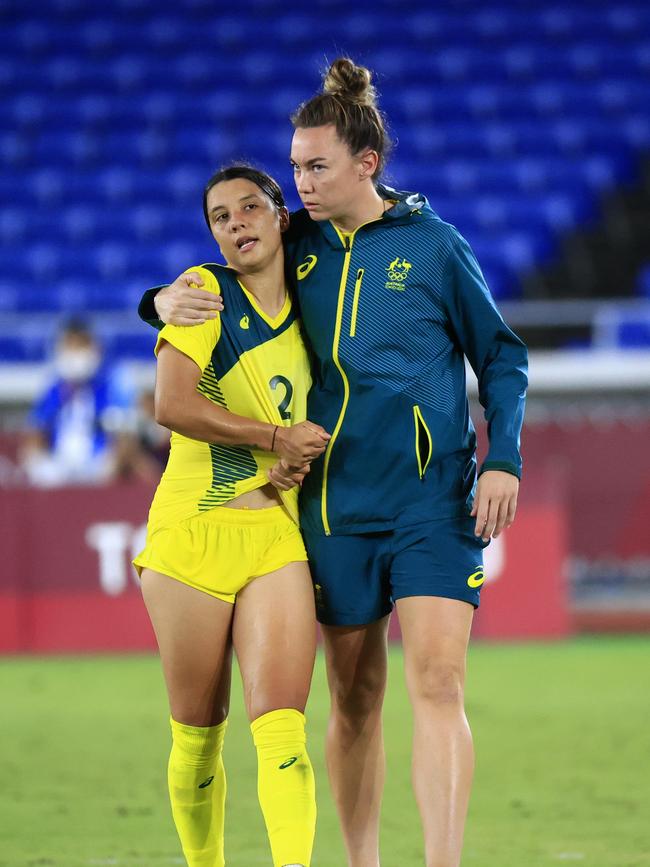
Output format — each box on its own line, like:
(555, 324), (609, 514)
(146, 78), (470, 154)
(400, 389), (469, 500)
(442, 230), (528, 478)
(137, 286), (168, 331)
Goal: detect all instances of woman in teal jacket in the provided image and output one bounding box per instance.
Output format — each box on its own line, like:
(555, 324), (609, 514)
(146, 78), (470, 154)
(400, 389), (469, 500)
(141, 57), (528, 867)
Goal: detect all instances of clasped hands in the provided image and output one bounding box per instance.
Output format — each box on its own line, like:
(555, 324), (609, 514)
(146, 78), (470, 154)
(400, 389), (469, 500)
(270, 422), (330, 489)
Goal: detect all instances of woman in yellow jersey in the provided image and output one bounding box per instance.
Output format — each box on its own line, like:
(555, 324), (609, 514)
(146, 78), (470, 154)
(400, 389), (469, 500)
(133, 165), (330, 867)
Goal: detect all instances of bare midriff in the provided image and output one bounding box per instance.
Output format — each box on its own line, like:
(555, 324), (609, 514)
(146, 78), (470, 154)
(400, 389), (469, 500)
(223, 483), (283, 509)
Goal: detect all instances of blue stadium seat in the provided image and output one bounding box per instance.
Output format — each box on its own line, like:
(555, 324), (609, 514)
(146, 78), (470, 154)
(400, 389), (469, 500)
(0, 335), (49, 362)
(104, 331), (159, 360)
(79, 18), (119, 54)
(0, 210), (28, 247)
(0, 130), (32, 167)
(14, 21), (51, 52)
(145, 16), (186, 49)
(622, 114), (650, 148)
(617, 320), (650, 348)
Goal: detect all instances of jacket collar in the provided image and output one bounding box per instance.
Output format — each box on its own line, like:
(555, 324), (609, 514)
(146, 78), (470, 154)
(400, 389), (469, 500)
(311, 184), (431, 249)
(377, 182), (428, 219)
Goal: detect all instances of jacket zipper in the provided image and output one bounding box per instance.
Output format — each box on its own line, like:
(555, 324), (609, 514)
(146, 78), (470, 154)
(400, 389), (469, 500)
(321, 232), (353, 535)
(349, 268), (365, 337)
(321, 215), (385, 535)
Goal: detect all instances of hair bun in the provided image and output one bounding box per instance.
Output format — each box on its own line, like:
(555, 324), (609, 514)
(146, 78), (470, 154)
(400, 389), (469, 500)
(323, 57), (377, 107)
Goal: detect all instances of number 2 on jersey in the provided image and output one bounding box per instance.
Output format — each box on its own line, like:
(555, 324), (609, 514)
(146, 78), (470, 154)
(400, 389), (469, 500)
(269, 375), (293, 420)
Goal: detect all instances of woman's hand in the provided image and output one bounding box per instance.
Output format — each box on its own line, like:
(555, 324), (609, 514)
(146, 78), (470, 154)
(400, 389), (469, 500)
(470, 470), (519, 542)
(273, 421), (330, 465)
(154, 272), (224, 325)
(267, 459), (311, 491)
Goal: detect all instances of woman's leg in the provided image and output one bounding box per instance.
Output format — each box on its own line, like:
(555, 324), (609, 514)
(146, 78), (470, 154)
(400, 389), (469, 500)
(141, 569), (234, 867)
(233, 561), (318, 867)
(320, 618), (390, 867)
(396, 596), (475, 867)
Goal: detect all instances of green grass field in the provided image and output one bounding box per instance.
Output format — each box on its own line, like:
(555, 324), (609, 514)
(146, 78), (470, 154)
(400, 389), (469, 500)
(2, 637), (649, 867)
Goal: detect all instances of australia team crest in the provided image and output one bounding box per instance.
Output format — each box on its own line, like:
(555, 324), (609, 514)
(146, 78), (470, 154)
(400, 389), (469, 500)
(385, 257), (412, 291)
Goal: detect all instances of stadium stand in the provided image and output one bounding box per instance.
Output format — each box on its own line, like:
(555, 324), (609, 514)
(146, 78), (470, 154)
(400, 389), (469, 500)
(0, 1), (649, 642)
(1, 0), (650, 365)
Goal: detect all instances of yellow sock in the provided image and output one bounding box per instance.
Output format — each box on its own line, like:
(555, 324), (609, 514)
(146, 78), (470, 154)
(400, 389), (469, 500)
(168, 717), (227, 867)
(251, 708), (316, 867)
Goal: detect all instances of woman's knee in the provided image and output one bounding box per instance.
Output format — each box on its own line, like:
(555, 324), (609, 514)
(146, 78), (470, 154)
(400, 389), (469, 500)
(407, 658), (466, 707)
(330, 666), (387, 723)
(324, 620), (389, 724)
(170, 691), (230, 728)
(170, 702), (229, 728)
(246, 692), (308, 722)
(167, 646), (233, 728)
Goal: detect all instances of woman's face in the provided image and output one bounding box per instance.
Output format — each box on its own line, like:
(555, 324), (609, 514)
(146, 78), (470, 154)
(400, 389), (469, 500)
(205, 177), (288, 273)
(290, 124), (373, 223)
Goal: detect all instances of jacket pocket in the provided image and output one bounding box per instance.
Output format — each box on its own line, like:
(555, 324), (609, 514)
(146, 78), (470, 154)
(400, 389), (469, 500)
(349, 268), (365, 336)
(413, 404), (433, 479)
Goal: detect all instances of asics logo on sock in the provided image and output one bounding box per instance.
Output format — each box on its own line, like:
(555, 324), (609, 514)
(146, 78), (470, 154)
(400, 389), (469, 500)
(278, 756), (299, 769)
(198, 775), (214, 788)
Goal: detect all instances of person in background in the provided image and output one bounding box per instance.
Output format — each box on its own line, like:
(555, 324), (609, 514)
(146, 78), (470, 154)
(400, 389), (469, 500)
(110, 387), (171, 483)
(20, 319), (125, 487)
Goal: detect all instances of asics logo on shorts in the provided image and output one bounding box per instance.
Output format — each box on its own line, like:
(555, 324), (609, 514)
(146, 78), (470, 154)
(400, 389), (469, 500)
(278, 756), (299, 769)
(467, 568), (485, 588)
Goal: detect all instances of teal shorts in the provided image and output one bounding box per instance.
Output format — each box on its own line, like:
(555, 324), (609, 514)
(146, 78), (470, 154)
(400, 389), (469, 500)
(303, 515), (489, 626)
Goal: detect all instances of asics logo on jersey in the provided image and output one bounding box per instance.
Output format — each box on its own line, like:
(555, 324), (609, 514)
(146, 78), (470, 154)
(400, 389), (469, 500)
(296, 255), (317, 280)
(385, 257), (412, 291)
(198, 775), (214, 789)
(240, 315), (250, 329)
(467, 568), (485, 588)
(278, 756), (299, 769)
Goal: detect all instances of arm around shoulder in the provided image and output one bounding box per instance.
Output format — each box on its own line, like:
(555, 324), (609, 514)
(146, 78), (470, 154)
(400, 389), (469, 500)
(138, 268), (223, 329)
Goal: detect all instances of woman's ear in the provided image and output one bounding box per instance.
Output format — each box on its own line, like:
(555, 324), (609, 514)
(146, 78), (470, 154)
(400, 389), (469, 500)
(357, 148), (379, 181)
(279, 206), (290, 233)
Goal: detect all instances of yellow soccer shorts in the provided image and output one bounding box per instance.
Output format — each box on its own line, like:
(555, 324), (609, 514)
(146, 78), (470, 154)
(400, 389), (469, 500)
(133, 505), (308, 603)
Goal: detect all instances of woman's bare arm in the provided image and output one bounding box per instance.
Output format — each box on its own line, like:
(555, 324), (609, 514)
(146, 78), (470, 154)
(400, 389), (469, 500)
(155, 342), (329, 464)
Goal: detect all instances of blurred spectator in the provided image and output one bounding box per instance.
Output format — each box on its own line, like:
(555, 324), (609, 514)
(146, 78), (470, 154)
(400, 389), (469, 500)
(19, 319), (138, 487)
(109, 388), (170, 482)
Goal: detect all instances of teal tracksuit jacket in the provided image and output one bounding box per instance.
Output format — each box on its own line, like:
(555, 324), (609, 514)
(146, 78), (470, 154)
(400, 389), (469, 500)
(139, 185), (528, 537)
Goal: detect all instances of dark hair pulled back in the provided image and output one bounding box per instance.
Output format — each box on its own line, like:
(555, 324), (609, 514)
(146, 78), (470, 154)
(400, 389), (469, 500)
(291, 57), (392, 179)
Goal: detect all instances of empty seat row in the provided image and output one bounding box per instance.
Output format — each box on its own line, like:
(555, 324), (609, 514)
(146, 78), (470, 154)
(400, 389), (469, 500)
(4, 5), (650, 51)
(5, 120), (648, 171)
(0, 330), (157, 362)
(1, 151), (637, 207)
(5, 55), (650, 113)
(6, 84), (650, 138)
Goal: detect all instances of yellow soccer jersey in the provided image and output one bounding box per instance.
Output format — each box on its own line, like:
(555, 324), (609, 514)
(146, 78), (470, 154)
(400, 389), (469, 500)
(146, 264), (311, 531)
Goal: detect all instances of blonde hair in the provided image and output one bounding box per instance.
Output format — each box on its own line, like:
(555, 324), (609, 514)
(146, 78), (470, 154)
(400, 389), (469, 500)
(291, 57), (392, 179)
